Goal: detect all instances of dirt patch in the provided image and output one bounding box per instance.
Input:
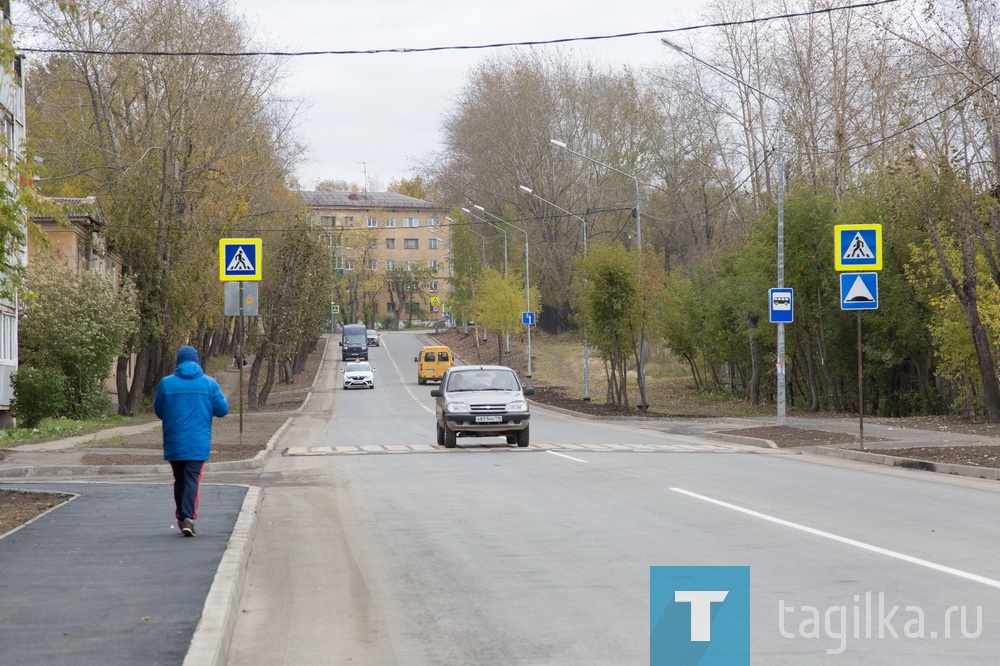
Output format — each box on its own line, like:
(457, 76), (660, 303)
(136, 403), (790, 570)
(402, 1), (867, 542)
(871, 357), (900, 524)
(0, 490), (70, 536)
(879, 445), (1000, 468)
(723, 426), (867, 448)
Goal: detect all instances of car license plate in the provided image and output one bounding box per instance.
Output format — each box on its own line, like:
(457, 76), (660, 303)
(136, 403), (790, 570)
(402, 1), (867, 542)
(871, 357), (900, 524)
(475, 415), (502, 423)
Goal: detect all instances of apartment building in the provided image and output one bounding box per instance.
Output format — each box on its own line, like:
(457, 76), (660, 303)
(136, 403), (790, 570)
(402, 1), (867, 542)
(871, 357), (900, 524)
(299, 191), (451, 323)
(0, 0), (25, 426)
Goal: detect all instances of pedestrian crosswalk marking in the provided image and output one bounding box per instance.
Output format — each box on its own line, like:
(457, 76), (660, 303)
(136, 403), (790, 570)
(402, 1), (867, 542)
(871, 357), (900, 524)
(282, 441), (756, 456)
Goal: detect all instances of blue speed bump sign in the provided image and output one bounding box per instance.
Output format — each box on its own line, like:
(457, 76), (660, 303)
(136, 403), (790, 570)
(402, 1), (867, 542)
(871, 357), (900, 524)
(522, 311), (535, 325)
(835, 224), (882, 271)
(219, 238), (262, 281)
(769, 288), (793, 323)
(840, 273), (878, 310)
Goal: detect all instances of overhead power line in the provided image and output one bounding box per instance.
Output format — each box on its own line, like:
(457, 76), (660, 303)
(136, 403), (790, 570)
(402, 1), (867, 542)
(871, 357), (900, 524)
(17, 0), (901, 58)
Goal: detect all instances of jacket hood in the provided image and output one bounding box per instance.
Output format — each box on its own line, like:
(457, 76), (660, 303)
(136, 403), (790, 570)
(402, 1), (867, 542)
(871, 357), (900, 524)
(175, 360), (205, 380)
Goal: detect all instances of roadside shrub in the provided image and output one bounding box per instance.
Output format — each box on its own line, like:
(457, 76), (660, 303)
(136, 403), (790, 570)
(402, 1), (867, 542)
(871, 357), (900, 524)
(65, 379), (112, 420)
(11, 366), (66, 428)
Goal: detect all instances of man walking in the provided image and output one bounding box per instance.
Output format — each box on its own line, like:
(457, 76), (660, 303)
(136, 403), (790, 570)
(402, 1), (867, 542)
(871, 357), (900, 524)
(154, 345), (229, 537)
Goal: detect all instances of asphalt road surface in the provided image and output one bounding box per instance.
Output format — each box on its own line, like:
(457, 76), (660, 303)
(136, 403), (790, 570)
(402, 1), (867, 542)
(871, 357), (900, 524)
(227, 330), (1000, 664)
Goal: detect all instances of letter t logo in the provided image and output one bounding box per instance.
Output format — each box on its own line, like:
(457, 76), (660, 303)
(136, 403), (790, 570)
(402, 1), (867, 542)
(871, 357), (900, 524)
(675, 590), (729, 641)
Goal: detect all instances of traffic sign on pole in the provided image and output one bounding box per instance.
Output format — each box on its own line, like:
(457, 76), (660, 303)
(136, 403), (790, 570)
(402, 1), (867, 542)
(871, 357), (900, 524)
(835, 225), (882, 271)
(219, 238), (262, 281)
(840, 273), (878, 310)
(768, 288), (793, 324)
(522, 311), (535, 325)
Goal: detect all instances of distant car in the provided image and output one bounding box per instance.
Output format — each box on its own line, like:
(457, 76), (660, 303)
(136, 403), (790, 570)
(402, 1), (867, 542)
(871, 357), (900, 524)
(430, 365), (534, 448)
(366, 329), (381, 346)
(341, 361), (375, 389)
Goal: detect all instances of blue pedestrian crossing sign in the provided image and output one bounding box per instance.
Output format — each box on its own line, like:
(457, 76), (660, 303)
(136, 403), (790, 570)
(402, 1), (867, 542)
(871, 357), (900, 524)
(522, 311), (535, 325)
(219, 238), (262, 282)
(835, 224), (882, 271)
(840, 272), (878, 310)
(769, 288), (793, 323)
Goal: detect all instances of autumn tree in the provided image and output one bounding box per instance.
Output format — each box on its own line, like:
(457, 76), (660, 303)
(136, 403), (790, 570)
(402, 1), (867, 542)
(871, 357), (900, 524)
(27, 0), (302, 415)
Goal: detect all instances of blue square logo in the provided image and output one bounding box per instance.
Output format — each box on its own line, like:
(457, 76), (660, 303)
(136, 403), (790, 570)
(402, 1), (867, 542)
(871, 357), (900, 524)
(650, 566), (750, 665)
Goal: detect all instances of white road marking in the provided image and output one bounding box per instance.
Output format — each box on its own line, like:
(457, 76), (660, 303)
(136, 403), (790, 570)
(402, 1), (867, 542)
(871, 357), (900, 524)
(283, 441), (749, 456)
(547, 451), (589, 463)
(671, 487), (1000, 591)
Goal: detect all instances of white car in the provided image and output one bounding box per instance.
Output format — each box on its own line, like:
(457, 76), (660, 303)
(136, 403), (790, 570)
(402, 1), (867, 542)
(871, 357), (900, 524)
(367, 329), (381, 346)
(341, 361), (375, 389)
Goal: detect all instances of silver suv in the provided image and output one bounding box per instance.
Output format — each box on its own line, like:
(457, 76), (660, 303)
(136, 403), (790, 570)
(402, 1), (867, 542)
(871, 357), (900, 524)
(430, 365), (535, 448)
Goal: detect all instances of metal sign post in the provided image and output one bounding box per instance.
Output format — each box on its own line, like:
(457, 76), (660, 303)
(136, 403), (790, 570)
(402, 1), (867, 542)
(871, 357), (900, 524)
(220, 238), (263, 449)
(238, 281), (244, 447)
(857, 313), (864, 450)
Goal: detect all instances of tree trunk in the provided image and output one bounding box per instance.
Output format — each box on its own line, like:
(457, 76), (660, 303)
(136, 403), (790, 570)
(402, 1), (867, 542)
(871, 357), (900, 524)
(258, 357), (277, 406)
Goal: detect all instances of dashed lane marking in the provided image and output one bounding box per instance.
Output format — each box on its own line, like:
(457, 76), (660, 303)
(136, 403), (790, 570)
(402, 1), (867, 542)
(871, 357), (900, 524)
(282, 441), (753, 456)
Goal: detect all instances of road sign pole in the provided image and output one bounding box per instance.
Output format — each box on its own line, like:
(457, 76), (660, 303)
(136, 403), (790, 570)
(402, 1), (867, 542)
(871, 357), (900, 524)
(857, 312), (865, 451)
(239, 281), (244, 447)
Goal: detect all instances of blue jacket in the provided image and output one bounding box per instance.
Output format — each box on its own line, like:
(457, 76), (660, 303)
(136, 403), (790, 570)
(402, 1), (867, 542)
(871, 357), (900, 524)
(154, 360), (229, 461)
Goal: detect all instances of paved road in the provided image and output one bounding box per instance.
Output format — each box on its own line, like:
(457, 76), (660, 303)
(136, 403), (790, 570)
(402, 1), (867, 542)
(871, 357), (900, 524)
(228, 331), (1000, 664)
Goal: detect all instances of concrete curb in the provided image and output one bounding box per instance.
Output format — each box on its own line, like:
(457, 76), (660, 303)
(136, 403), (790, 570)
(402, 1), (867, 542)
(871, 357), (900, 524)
(810, 445), (1000, 481)
(0, 417), (294, 478)
(183, 485), (262, 666)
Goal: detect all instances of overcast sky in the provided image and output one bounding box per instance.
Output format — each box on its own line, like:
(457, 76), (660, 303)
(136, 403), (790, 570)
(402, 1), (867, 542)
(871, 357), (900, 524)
(229, 0), (710, 190)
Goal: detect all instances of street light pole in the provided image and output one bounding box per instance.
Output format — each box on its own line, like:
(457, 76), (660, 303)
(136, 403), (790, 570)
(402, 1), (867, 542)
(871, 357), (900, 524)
(550, 139), (648, 409)
(661, 37), (787, 425)
(462, 207), (507, 275)
(519, 185), (590, 401)
(446, 215), (487, 263)
(474, 204), (532, 378)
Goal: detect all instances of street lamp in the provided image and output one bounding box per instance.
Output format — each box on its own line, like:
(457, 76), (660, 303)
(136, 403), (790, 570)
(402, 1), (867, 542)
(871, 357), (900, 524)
(519, 185), (590, 401)
(661, 37), (787, 426)
(550, 139), (649, 409)
(461, 207), (507, 275)
(473, 203), (533, 378)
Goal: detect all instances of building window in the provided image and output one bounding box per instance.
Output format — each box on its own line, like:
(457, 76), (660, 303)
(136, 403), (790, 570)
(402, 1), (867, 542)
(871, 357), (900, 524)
(320, 215), (335, 228)
(427, 260), (438, 270)
(369, 259), (378, 270)
(429, 281), (439, 292)
(385, 217), (396, 228)
(385, 238), (396, 249)
(368, 238), (378, 249)
(344, 259), (355, 270)
(428, 238), (439, 249)
(345, 217), (356, 228)
(428, 217), (438, 228)
(406, 260), (418, 270)
(404, 217), (419, 228)
(385, 259), (395, 270)
(367, 216), (377, 228)
(404, 239), (418, 250)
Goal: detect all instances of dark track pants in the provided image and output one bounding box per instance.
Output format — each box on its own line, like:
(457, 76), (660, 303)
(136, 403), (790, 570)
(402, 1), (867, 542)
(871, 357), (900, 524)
(169, 460), (206, 521)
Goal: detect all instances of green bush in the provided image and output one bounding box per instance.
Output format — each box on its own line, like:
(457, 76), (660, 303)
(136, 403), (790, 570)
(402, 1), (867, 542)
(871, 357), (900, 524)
(65, 379), (112, 420)
(11, 366), (66, 428)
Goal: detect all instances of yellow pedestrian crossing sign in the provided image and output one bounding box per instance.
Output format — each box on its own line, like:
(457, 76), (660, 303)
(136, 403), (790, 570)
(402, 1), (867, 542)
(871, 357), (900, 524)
(219, 238), (262, 281)
(835, 224), (882, 271)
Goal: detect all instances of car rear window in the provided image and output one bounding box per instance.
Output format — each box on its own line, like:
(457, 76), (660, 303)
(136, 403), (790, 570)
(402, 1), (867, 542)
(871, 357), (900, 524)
(438, 352), (449, 362)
